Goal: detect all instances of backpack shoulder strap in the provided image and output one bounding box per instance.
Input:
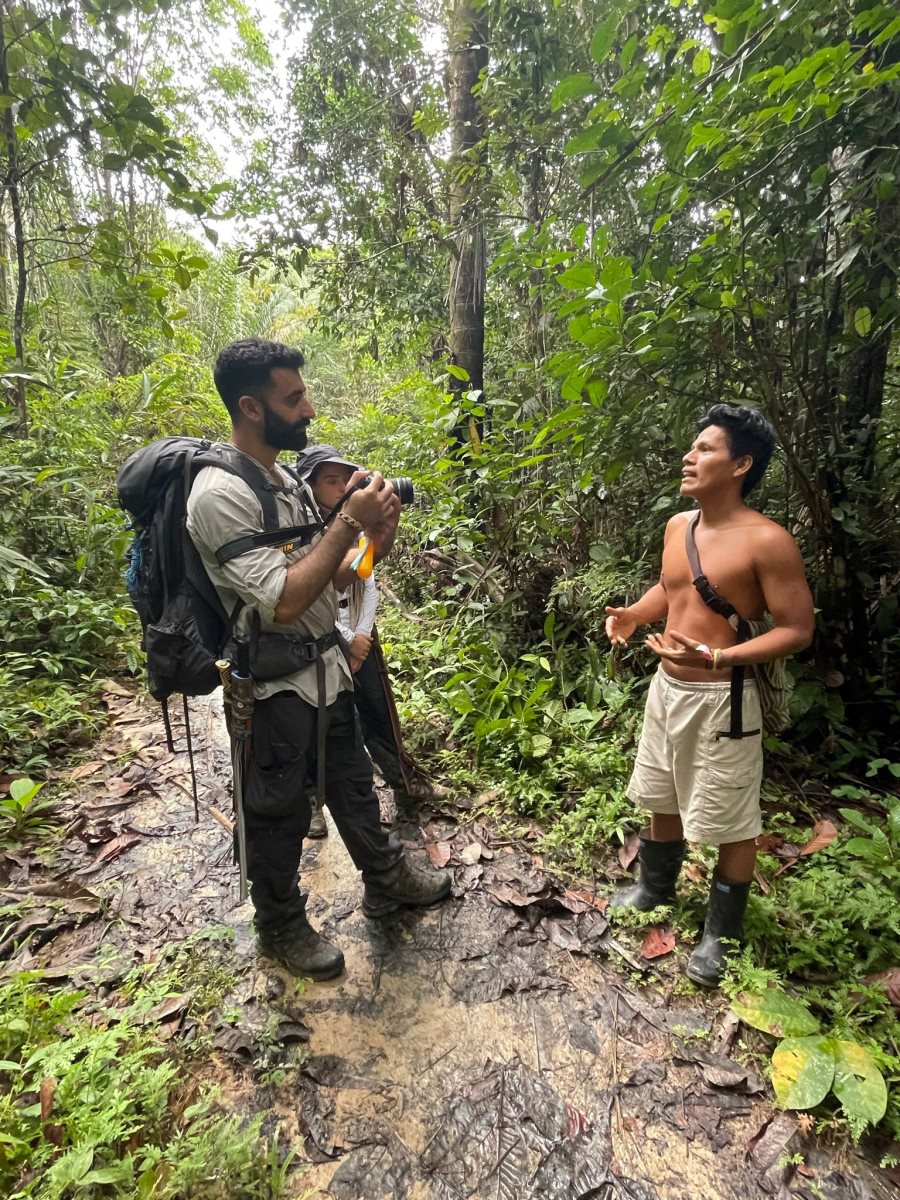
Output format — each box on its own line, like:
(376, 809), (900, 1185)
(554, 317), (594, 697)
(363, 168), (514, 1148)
(191, 444), (281, 532)
(214, 521), (323, 566)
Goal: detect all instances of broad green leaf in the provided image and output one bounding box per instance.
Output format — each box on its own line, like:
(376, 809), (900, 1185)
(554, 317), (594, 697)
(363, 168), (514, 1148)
(871, 14), (900, 48)
(0, 544), (48, 579)
(590, 14), (620, 65)
(830, 1039), (888, 1128)
(565, 125), (606, 155)
(557, 263), (595, 290)
(853, 306), (872, 336)
(531, 734), (553, 758)
(550, 73), (595, 111)
(732, 989), (821, 1037)
(693, 47), (711, 76)
(102, 152), (128, 171)
(10, 778), (42, 805)
(686, 123), (727, 154)
(619, 32), (639, 71)
(771, 1036), (835, 1109)
(81, 1164), (134, 1185)
(48, 1146), (94, 1190)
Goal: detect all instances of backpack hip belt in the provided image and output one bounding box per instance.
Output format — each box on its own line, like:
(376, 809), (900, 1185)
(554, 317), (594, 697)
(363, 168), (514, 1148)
(232, 621), (342, 681)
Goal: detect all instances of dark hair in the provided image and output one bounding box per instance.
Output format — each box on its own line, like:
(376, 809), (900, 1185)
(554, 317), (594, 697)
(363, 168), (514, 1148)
(213, 338), (305, 420)
(697, 404), (776, 496)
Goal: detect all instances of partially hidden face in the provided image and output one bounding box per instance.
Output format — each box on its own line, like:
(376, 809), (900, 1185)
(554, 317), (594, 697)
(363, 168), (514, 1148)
(311, 463), (355, 513)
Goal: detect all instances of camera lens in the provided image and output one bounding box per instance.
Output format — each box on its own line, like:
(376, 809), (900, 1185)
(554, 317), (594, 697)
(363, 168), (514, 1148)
(387, 477), (414, 505)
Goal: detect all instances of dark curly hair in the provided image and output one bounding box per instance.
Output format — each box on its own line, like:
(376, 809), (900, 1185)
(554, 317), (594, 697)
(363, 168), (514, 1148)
(697, 404), (776, 496)
(213, 338), (305, 421)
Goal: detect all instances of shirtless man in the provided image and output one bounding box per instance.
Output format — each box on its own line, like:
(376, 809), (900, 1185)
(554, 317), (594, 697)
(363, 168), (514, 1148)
(604, 404), (814, 986)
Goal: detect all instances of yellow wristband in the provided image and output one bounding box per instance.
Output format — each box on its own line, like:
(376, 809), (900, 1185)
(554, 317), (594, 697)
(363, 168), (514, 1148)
(337, 510), (363, 534)
(712, 648), (722, 670)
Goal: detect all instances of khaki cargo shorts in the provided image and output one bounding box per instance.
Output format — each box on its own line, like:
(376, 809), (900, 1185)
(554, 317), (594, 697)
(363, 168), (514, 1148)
(626, 667), (763, 845)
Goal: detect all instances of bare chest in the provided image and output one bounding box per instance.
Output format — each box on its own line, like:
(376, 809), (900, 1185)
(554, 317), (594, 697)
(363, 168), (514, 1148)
(663, 527), (766, 618)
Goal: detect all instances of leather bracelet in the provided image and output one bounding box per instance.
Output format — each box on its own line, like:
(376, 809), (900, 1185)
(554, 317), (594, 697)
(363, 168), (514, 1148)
(337, 510), (363, 534)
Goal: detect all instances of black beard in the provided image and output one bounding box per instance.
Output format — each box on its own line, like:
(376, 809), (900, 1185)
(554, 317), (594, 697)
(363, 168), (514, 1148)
(262, 406), (309, 452)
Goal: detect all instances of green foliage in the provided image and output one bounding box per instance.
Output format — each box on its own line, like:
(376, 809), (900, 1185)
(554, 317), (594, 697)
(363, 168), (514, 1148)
(0, 778), (56, 840)
(0, 673), (107, 774)
(546, 0), (900, 720)
(733, 989), (889, 1138)
(0, 948), (291, 1199)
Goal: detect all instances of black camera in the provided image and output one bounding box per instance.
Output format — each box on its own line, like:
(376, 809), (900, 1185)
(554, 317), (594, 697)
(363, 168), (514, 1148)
(357, 474), (414, 506)
(325, 473), (415, 530)
(385, 476), (414, 506)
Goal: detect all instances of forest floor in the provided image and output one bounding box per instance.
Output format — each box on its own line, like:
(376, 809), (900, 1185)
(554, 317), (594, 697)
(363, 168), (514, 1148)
(0, 680), (895, 1200)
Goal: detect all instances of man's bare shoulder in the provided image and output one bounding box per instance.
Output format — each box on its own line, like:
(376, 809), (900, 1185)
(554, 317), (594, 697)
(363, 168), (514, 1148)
(744, 513), (805, 570)
(744, 511), (795, 545)
(663, 510), (695, 539)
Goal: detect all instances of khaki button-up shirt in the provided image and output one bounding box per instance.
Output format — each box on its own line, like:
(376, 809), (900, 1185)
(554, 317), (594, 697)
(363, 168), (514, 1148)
(185, 447), (352, 706)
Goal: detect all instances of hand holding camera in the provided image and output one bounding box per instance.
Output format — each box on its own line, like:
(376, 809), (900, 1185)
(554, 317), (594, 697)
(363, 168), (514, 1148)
(343, 471), (400, 533)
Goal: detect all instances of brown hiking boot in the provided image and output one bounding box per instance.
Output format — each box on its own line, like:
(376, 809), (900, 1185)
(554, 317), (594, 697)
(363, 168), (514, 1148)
(392, 776), (449, 813)
(362, 854), (452, 918)
(307, 799), (328, 839)
(257, 918), (345, 981)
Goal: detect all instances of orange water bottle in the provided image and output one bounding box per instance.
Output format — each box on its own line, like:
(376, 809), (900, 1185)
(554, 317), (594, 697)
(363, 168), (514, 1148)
(355, 535), (374, 578)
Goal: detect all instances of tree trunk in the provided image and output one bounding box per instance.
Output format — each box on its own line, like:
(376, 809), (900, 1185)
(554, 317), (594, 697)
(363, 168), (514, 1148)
(822, 169), (899, 698)
(0, 2), (28, 436)
(446, 0), (488, 450)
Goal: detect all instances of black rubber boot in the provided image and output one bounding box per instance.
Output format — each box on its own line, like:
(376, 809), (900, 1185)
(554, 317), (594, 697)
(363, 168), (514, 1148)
(362, 854), (452, 918)
(686, 874), (751, 988)
(257, 918), (345, 981)
(609, 830), (686, 911)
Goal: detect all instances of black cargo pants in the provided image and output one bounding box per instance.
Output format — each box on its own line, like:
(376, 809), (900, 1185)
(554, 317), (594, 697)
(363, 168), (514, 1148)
(242, 688), (402, 931)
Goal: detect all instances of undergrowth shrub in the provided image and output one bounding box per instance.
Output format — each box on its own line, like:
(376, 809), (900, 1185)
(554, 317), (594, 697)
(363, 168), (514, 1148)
(0, 934), (292, 1199)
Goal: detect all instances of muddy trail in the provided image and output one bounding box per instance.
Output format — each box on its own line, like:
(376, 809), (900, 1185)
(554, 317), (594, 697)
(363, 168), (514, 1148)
(0, 681), (893, 1200)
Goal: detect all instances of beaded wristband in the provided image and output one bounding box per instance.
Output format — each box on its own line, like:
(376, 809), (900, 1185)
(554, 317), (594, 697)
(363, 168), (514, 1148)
(337, 510), (363, 534)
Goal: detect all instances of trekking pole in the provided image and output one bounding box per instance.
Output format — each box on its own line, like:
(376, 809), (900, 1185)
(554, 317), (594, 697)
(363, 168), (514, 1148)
(216, 635), (253, 902)
(371, 627), (418, 795)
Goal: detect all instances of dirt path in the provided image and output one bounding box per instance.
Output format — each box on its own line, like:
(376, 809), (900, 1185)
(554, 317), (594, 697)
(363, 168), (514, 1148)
(0, 683), (893, 1200)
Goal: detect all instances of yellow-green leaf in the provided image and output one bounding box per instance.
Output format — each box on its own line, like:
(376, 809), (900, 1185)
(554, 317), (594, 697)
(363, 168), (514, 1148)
(831, 1039), (888, 1128)
(732, 990), (821, 1038)
(693, 47), (711, 76)
(854, 306), (872, 336)
(772, 1036), (835, 1110)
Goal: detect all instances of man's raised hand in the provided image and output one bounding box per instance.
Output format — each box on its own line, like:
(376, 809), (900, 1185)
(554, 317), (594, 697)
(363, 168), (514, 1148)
(645, 629), (715, 667)
(605, 606), (637, 646)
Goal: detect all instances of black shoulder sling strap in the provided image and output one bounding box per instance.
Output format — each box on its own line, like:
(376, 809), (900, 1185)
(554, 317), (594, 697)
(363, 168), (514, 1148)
(684, 513), (760, 740)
